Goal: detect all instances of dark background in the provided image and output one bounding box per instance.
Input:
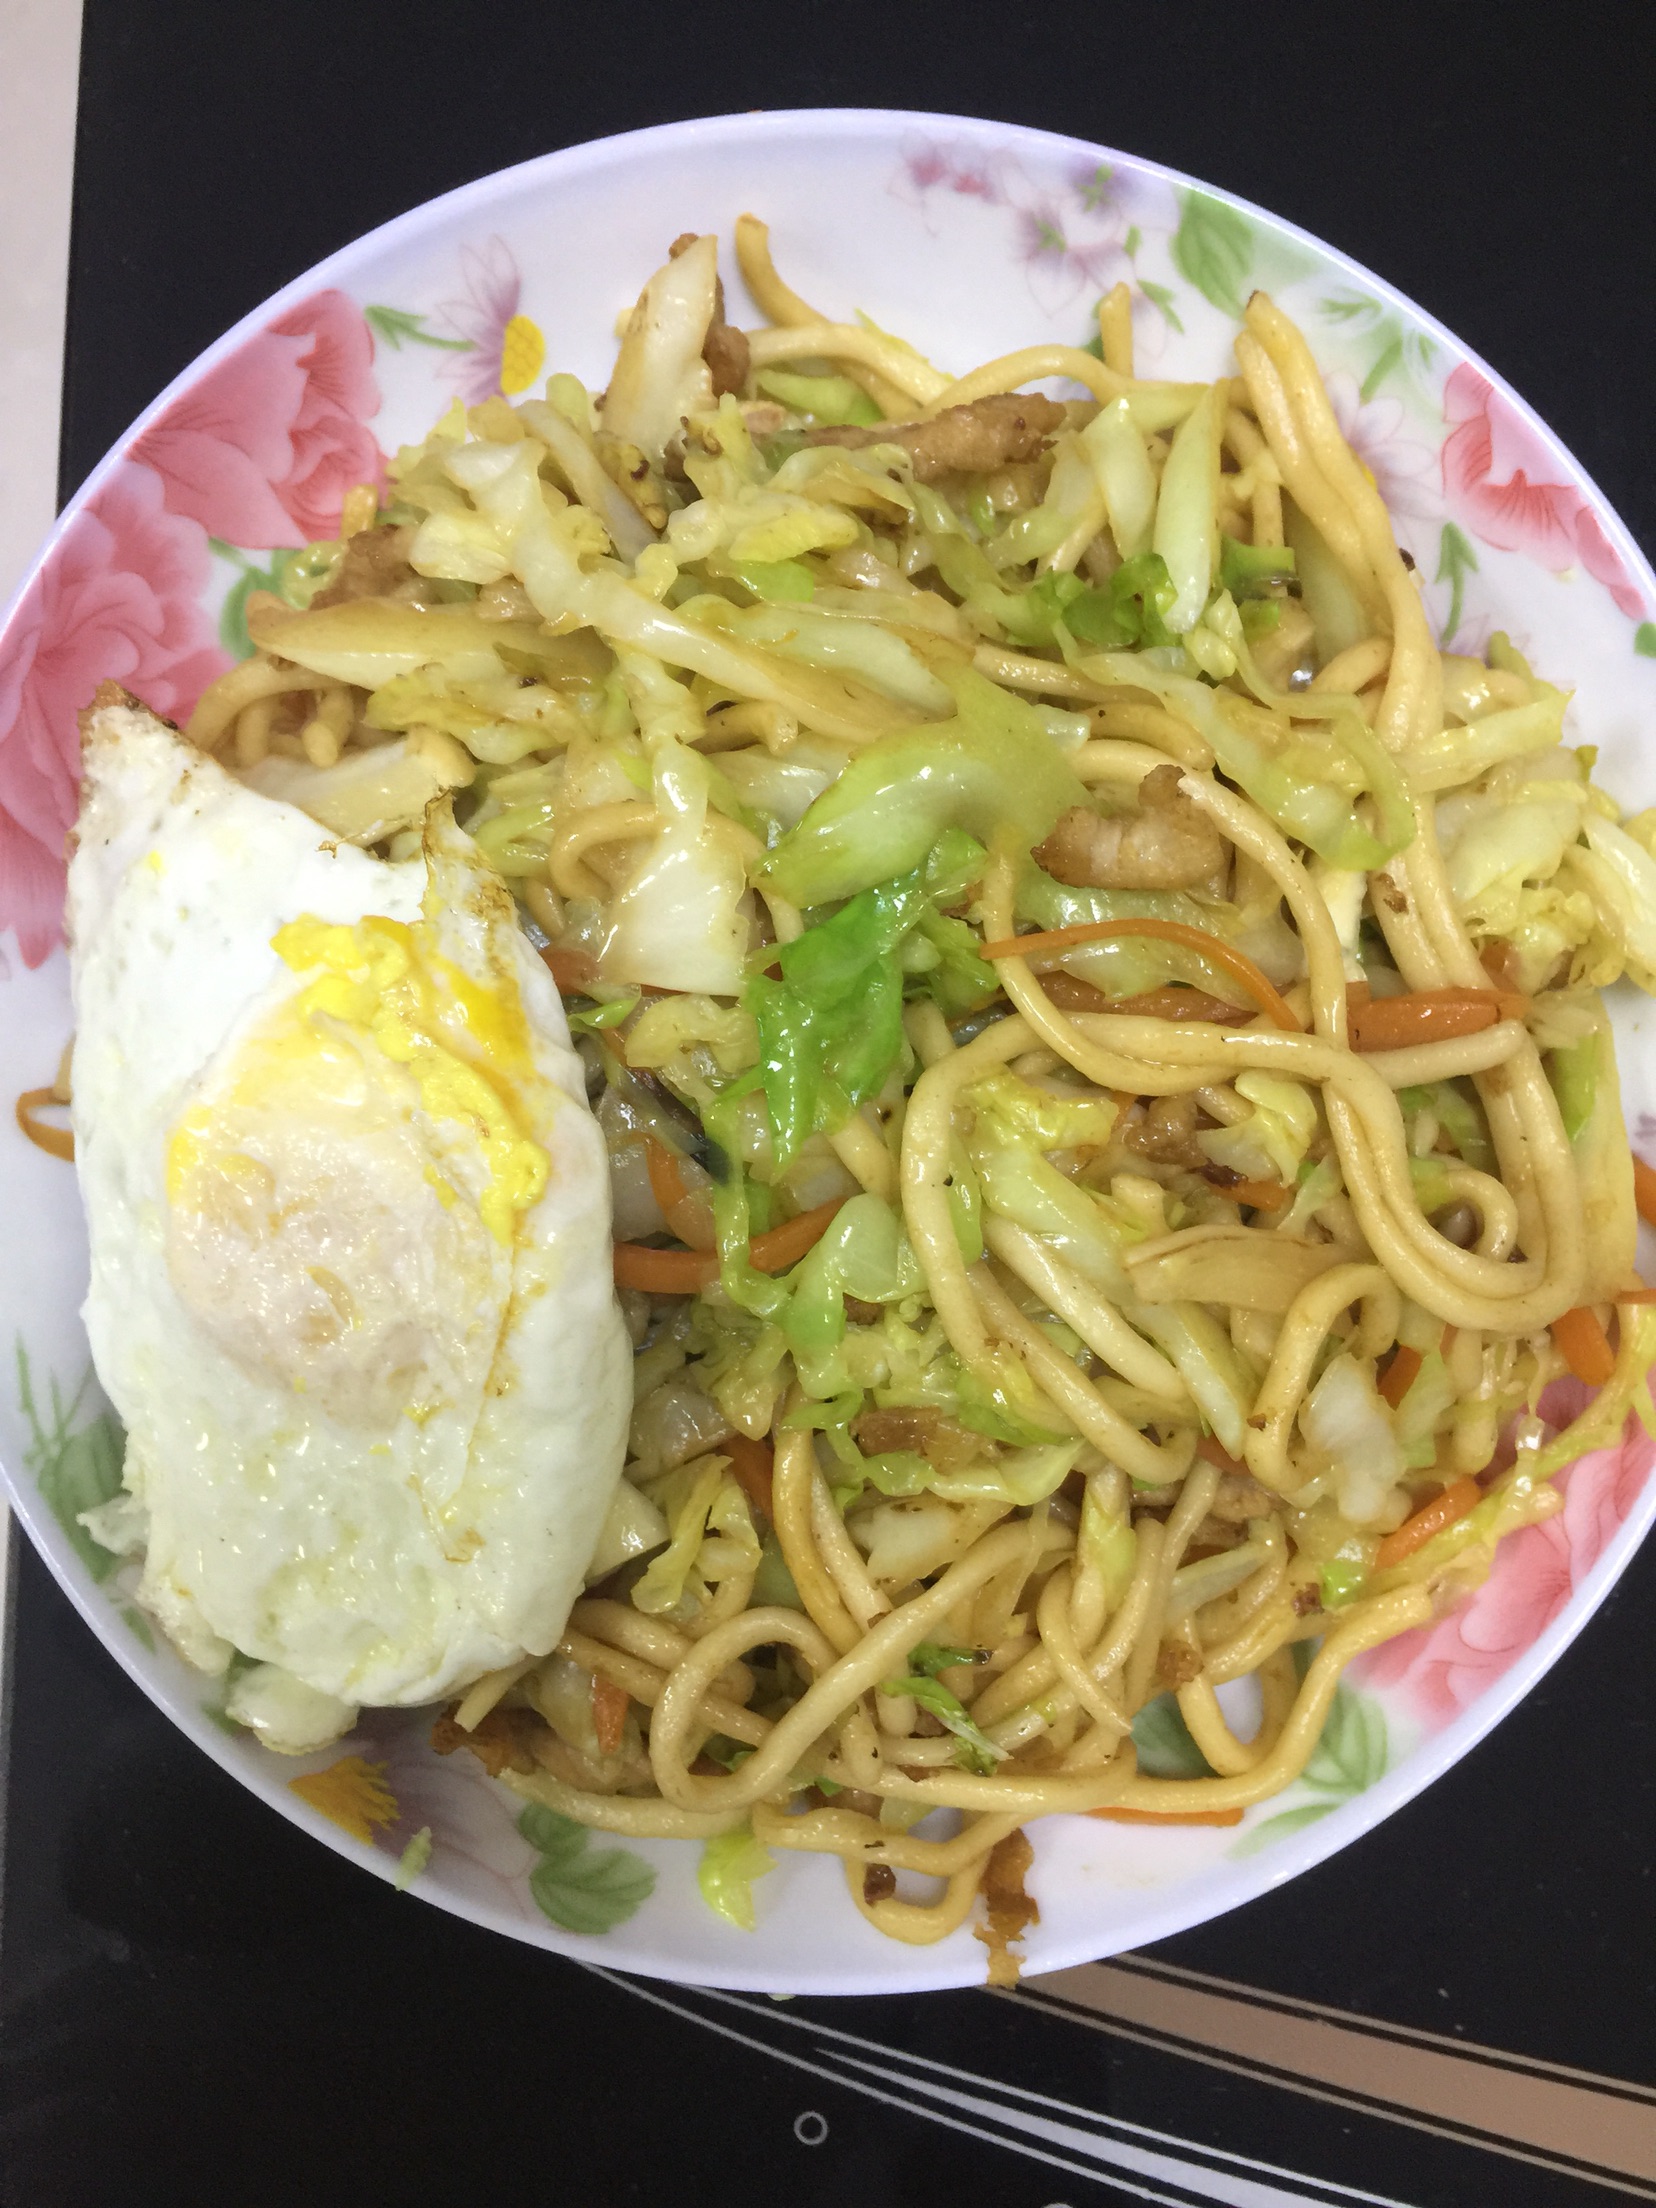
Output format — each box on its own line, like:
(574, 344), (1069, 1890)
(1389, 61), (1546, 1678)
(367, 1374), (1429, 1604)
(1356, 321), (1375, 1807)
(8, 2), (1654, 2202)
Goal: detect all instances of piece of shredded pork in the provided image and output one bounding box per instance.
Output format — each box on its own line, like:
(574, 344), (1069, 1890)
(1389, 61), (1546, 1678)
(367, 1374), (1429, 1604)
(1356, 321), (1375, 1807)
(1034, 765), (1226, 890)
(806, 392), (1066, 482)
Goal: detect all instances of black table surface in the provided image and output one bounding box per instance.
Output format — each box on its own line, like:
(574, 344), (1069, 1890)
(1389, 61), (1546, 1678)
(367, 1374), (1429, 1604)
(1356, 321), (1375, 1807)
(6, 6), (1655, 2203)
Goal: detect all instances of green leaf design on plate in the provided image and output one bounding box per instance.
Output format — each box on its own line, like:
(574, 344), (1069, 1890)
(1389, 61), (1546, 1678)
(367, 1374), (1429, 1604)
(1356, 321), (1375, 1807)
(1171, 191), (1253, 318)
(16, 1342), (125, 1582)
(363, 303), (471, 352)
(1139, 280), (1184, 336)
(1316, 292), (1438, 401)
(1228, 1679), (1390, 1859)
(1131, 1691), (1216, 1780)
(1229, 1800), (1340, 1858)
(516, 1802), (654, 1934)
(1635, 621), (1656, 658)
(209, 540), (342, 658)
(1436, 522), (1479, 645)
(1304, 1681), (1388, 1794)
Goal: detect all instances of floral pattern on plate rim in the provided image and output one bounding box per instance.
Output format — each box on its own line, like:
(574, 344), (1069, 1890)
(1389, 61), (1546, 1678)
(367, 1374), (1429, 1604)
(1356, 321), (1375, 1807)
(3, 124), (1655, 1964)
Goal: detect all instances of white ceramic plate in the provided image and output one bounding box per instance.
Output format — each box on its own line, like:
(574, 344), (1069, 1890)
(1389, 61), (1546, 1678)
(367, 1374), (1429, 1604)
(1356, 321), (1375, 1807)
(3, 109), (1654, 1993)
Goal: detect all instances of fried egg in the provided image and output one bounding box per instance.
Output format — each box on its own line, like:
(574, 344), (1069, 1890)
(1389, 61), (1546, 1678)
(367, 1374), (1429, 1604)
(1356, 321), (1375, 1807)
(68, 690), (630, 1751)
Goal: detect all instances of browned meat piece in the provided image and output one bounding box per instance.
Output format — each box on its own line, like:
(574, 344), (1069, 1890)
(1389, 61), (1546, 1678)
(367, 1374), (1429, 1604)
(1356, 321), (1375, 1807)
(805, 392), (1066, 482)
(668, 230), (751, 398)
(431, 1705), (538, 1777)
(1209, 1470), (1284, 1523)
(310, 523), (416, 609)
(703, 319), (751, 397)
(1121, 1092), (1210, 1168)
(863, 1864), (898, 1903)
(1034, 766), (1226, 890)
(1155, 1639), (1206, 1688)
(852, 1403), (987, 1472)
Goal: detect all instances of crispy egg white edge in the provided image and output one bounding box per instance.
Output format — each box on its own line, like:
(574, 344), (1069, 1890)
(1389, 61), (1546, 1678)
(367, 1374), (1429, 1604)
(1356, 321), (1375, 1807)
(67, 699), (632, 1709)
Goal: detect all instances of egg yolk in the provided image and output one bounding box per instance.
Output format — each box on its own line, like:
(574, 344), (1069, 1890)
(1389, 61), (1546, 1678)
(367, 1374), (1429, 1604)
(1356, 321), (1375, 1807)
(171, 912), (548, 1246)
(161, 908), (552, 1433)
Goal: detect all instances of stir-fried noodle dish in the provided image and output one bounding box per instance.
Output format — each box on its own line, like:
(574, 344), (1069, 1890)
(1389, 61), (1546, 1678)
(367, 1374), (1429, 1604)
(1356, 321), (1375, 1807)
(48, 221), (1656, 1968)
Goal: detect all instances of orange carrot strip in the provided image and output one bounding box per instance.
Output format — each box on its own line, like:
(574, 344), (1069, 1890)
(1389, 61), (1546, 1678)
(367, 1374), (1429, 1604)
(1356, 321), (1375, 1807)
(1219, 1177), (1292, 1211)
(1614, 1285), (1656, 1304)
(1439, 1324), (1457, 1360)
(722, 1433), (775, 1522)
(612, 1242), (718, 1292)
(978, 917), (1301, 1033)
(1633, 1155), (1656, 1229)
(747, 1198), (848, 1273)
(1374, 1475), (1482, 1571)
(15, 1088), (73, 1163)
(1089, 1806), (1245, 1827)
(642, 1135), (717, 1252)
(613, 1197), (847, 1296)
(1377, 1343), (1422, 1409)
(591, 1672), (630, 1757)
(1042, 972), (1250, 1024)
(1345, 982), (1528, 1053)
(643, 1134), (689, 1214)
(1551, 1303), (1617, 1387)
(540, 945), (599, 993)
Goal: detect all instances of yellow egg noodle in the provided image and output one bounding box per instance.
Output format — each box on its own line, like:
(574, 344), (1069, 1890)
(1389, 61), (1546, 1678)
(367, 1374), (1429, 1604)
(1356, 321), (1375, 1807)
(50, 219), (1656, 1957)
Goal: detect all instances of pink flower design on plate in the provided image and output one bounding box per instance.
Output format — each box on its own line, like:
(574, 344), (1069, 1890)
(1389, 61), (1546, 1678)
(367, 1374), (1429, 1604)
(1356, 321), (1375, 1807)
(434, 237), (528, 405)
(0, 461), (230, 966)
(1441, 363), (1646, 620)
(1353, 1413), (1655, 1726)
(131, 288), (385, 551)
(892, 135), (1011, 217)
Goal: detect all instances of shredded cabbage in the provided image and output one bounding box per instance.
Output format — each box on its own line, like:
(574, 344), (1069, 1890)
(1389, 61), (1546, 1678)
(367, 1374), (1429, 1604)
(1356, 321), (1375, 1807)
(697, 1822), (776, 1928)
(760, 666), (1086, 908)
(1299, 1355), (1401, 1525)
(1197, 1072), (1319, 1185)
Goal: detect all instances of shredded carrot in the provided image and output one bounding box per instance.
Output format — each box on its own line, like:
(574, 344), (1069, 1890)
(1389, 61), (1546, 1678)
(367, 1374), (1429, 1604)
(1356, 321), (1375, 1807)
(591, 1672), (630, 1757)
(643, 1134), (689, 1213)
(540, 944), (599, 994)
(1374, 1474), (1482, 1571)
(612, 1242), (718, 1293)
(1217, 1176), (1292, 1211)
(1614, 1285), (1656, 1304)
(1090, 1806), (1245, 1828)
(748, 1199), (847, 1273)
(613, 1197), (847, 1295)
(1041, 972), (1249, 1024)
(1633, 1154), (1656, 1229)
(15, 1088), (73, 1162)
(722, 1433), (775, 1522)
(1346, 982), (1528, 1053)
(1377, 1343), (1422, 1409)
(978, 917), (1301, 1033)
(1551, 1303), (1617, 1387)
(641, 1134), (716, 1252)
(1439, 1324), (1457, 1360)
